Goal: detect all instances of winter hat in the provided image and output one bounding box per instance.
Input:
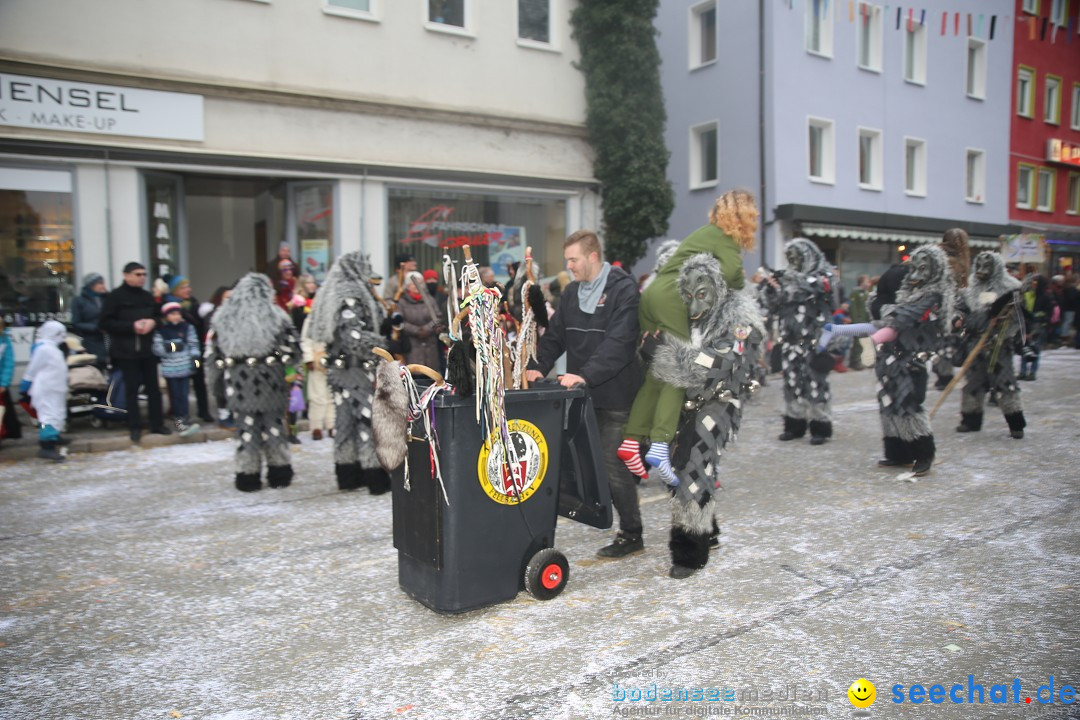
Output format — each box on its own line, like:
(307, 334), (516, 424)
(422, 269), (439, 283)
(161, 301), (183, 315)
(37, 320), (68, 344)
(169, 276), (190, 293)
(82, 272), (104, 289)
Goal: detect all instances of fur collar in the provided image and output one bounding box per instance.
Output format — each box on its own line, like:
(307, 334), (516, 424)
(965, 252), (1020, 309)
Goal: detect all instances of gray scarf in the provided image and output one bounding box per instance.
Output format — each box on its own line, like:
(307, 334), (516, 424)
(577, 262), (611, 315)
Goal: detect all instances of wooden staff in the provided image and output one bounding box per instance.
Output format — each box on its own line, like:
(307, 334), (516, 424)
(929, 312), (1006, 420)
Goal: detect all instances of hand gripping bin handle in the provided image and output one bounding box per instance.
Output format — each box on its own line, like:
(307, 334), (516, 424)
(557, 390), (613, 530)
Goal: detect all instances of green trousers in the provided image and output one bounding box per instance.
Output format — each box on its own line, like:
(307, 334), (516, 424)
(624, 275), (691, 442)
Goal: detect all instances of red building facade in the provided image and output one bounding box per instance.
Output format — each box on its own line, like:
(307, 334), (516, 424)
(1009, 0), (1080, 271)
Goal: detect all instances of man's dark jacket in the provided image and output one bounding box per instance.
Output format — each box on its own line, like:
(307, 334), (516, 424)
(99, 282), (160, 360)
(529, 265), (643, 410)
(871, 263), (909, 321)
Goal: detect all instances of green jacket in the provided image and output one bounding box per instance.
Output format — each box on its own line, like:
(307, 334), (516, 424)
(639, 224), (745, 340)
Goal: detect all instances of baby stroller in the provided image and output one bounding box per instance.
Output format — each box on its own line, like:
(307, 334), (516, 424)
(63, 333), (125, 428)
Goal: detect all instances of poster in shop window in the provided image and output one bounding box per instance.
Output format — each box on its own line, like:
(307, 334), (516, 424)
(491, 227), (526, 283)
(300, 239), (330, 282)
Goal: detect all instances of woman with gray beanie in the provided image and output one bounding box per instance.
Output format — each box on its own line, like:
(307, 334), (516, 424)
(70, 272), (108, 366)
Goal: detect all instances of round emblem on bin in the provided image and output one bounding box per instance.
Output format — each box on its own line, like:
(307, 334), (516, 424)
(477, 419), (549, 505)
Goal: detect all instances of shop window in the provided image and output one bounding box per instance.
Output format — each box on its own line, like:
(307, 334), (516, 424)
(388, 188), (567, 285)
(1017, 165), (1035, 209)
(1045, 75), (1062, 125)
(805, 0), (834, 57)
(1017, 67), (1035, 118)
(904, 137), (927, 196)
(857, 2), (882, 72)
(808, 117), (835, 184)
(1022, 0), (1038, 14)
(966, 38), (986, 100)
(1037, 169), (1055, 212)
(1050, 0), (1066, 26)
(428, 0), (470, 33)
(690, 121), (719, 189)
(0, 167), (75, 327)
(965, 149), (985, 204)
(518, 0), (551, 45)
(903, 21), (927, 85)
(858, 127), (883, 190)
(291, 183), (334, 283)
(690, 1), (717, 69)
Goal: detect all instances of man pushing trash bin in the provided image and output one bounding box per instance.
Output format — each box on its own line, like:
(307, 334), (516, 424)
(525, 230), (645, 559)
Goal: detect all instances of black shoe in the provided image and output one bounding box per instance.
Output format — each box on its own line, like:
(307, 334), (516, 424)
(708, 536), (720, 550)
(809, 436), (827, 446)
(130, 429), (142, 443)
(912, 457), (933, 476)
(669, 565), (699, 580)
(37, 447), (66, 463)
(955, 424), (977, 433)
(288, 435), (302, 445)
(198, 414), (215, 423)
(934, 377), (951, 390)
(149, 425), (172, 435)
(878, 458), (912, 467)
(1010, 429), (1024, 439)
(597, 533), (644, 559)
(778, 432), (801, 441)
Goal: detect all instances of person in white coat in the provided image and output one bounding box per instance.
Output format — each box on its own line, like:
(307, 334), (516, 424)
(20, 320), (69, 462)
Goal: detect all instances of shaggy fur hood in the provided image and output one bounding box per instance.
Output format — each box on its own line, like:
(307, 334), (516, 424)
(965, 251), (1020, 309)
(308, 252), (383, 345)
(784, 238), (829, 275)
(211, 273), (293, 357)
(895, 245), (956, 332)
(940, 229), (971, 288)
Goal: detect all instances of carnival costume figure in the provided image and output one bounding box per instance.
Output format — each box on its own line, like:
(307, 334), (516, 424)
(825, 245), (955, 475)
(650, 253), (764, 579)
(955, 251), (1026, 439)
(759, 238), (836, 445)
(308, 252), (393, 492)
(932, 228), (970, 390)
(208, 273), (302, 492)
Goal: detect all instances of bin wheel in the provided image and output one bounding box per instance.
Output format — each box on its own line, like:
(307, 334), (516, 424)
(89, 417), (104, 429)
(525, 548), (569, 601)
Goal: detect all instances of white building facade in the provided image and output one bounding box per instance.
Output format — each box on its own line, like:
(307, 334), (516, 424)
(0, 0), (599, 356)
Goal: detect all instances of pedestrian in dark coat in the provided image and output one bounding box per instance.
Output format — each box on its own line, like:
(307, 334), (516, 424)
(70, 272), (108, 366)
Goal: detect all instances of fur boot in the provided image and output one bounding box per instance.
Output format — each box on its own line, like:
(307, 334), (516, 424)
(364, 467), (392, 495)
(335, 462), (365, 491)
(779, 416), (808, 441)
(670, 525), (710, 574)
(956, 411), (983, 432)
(267, 464), (294, 489)
(879, 436), (913, 466)
(809, 419), (832, 445)
(235, 472), (262, 492)
(1004, 411), (1026, 439)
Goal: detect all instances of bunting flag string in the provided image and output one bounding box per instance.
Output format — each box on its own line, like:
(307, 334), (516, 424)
(784, 0), (1080, 45)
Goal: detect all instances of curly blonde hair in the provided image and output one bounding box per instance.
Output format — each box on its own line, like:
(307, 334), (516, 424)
(708, 189), (758, 251)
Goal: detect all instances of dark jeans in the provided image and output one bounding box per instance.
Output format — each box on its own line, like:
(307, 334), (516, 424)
(596, 408), (642, 536)
(192, 364), (210, 419)
(166, 376), (190, 421)
(114, 356), (164, 431)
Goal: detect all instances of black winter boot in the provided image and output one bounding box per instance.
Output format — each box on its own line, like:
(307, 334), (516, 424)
(910, 436), (936, 476)
(335, 463), (364, 491)
(364, 467), (392, 495)
(267, 464), (294, 488)
(669, 525), (710, 579)
(778, 416), (808, 441)
(37, 440), (65, 463)
(235, 472), (262, 492)
(809, 419), (833, 445)
(956, 412), (983, 433)
(878, 436), (913, 467)
(1004, 412), (1026, 439)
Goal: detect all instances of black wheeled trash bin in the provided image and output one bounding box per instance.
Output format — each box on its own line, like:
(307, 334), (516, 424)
(391, 383), (612, 613)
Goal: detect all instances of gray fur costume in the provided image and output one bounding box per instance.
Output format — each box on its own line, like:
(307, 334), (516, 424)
(955, 252), (1026, 436)
(207, 273), (301, 492)
(759, 238), (835, 442)
(932, 230), (970, 388)
(652, 254), (765, 573)
(309, 252), (392, 492)
(874, 245), (954, 466)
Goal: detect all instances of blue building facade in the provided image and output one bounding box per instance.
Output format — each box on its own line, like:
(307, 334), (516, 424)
(656, 0), (1018, 292)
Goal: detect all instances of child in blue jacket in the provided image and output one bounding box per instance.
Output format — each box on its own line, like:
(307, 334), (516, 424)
(153, 302), (202, 437)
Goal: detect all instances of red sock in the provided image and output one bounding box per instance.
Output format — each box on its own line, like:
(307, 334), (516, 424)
(617, 439), (648, 479)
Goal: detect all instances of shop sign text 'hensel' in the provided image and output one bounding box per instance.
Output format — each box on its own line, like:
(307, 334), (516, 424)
(0, 73), (204, 142)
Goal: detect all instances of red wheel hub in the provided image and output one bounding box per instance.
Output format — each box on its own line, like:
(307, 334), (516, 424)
(541, 563), (563, 590)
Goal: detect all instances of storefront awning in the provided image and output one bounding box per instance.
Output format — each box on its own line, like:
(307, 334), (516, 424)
(801, 223), (1000, 249)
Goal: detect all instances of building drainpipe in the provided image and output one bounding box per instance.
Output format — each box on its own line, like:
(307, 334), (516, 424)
(758, 0), (768, 268)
